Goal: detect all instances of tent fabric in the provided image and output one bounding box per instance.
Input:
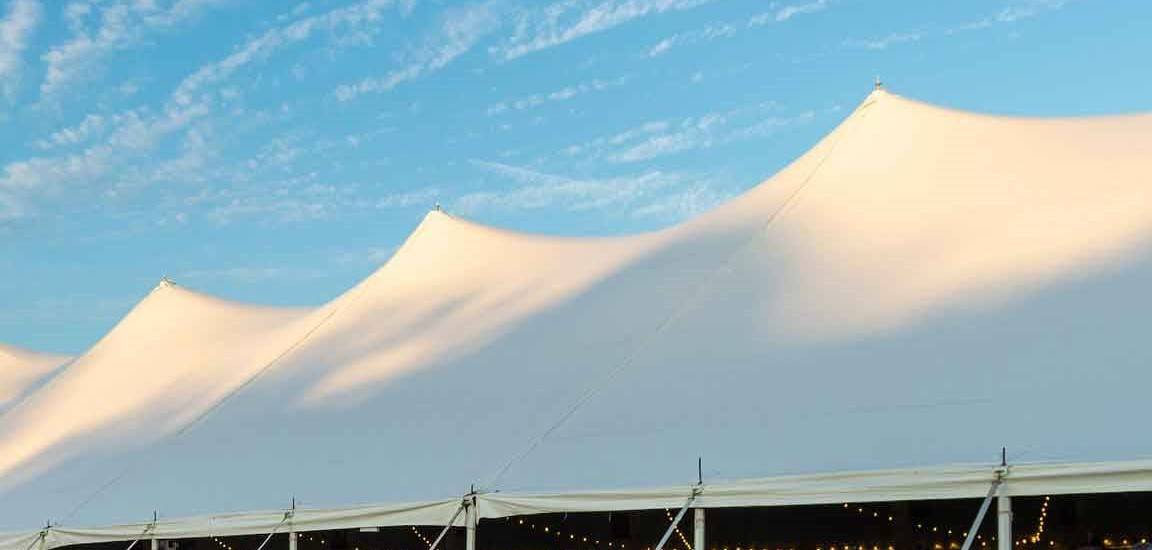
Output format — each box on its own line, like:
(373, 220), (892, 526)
(1, 89), (1151, 539)
(478, 460), (1152, 517)
(0, 281), (319, 495)
(8, 460), (1152, 550)
(43, 499), (465, 549)
(0, 343), (71, 411)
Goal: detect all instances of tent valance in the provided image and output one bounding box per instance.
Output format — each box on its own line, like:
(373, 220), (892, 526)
(8, 459), (1152, 550)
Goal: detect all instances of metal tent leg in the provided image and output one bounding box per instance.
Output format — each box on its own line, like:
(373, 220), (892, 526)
(289, 532), (297, 550)
(465, 500), (477, 550)
(693, 508), (705, 550)
(998, 496), (1012, 550)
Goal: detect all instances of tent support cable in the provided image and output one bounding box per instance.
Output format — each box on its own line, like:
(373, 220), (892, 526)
(486, 92), (883, 490)
(655, 485), (702, 550)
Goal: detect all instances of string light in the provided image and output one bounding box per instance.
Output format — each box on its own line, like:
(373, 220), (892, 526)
(411, 526), (433, 547)
(665, 509), (694, 550)
(1029, 497), (1050, 545)
(507, 516), (614, 549)
(298, 533), (326, 546)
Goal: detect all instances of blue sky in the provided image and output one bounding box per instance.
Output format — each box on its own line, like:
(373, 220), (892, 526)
(1, 0), (1150, 353)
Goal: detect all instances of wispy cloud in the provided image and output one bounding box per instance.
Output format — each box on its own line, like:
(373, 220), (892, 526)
(458, 160), (677, 213)
(645, 0), (831, 58)
(1, 104), (208, 194)
(486, 76), (625, 115)
(334, 1), (500, 101)
(843, 31), (923, 50)
(3, 0), (415, 223)
(459, 160), (733, 223)
(200, 183), (439, 225)
(608, 114), (726, 162)
(846, 0), (1070, 51)
(949, 0), (1068, 32)
(0, 97), (214, 224)
(39, 0), (226, 99)
(32, 112), (109, 150)
(0, 0), (40, 98)
(374, 188), (441, 209)
(180, 265), (328, 284)
(176, 0), (406, 105)
(566, 103), (818, 163)
(630, 180), (732, 220)
(495, 0), (713, 60)
(769, 0), (831, 23)
(645, 22), (735, 57)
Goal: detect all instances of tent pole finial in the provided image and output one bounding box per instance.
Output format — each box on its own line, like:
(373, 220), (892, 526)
(697, 457), (703, 486)
(874, 76), (884, 91)
(1001, 447), (1007, 467)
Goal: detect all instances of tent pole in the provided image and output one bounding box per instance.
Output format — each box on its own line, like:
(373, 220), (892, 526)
(288, 498), (298, 550)
(465, 497), (476, 550)
(997, 496), (1012, 550)
(151, 511), (160, 550)
(692, 508), (705, 550)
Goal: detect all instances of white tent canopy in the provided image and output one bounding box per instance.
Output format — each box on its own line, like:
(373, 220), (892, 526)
(2, 89), (1152, 546)
(0, 343), (70, 412)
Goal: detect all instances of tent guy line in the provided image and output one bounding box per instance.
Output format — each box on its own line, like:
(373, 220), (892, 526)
(483, 92), (879, 490)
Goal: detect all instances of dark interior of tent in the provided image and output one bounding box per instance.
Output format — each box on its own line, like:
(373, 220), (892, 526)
(60, 493), (1152, 550)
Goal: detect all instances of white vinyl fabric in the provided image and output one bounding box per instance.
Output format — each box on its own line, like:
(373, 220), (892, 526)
(8, 460), (1152, 550)
(0, 344), (70, 412)
(2, 90), (1152, 545)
